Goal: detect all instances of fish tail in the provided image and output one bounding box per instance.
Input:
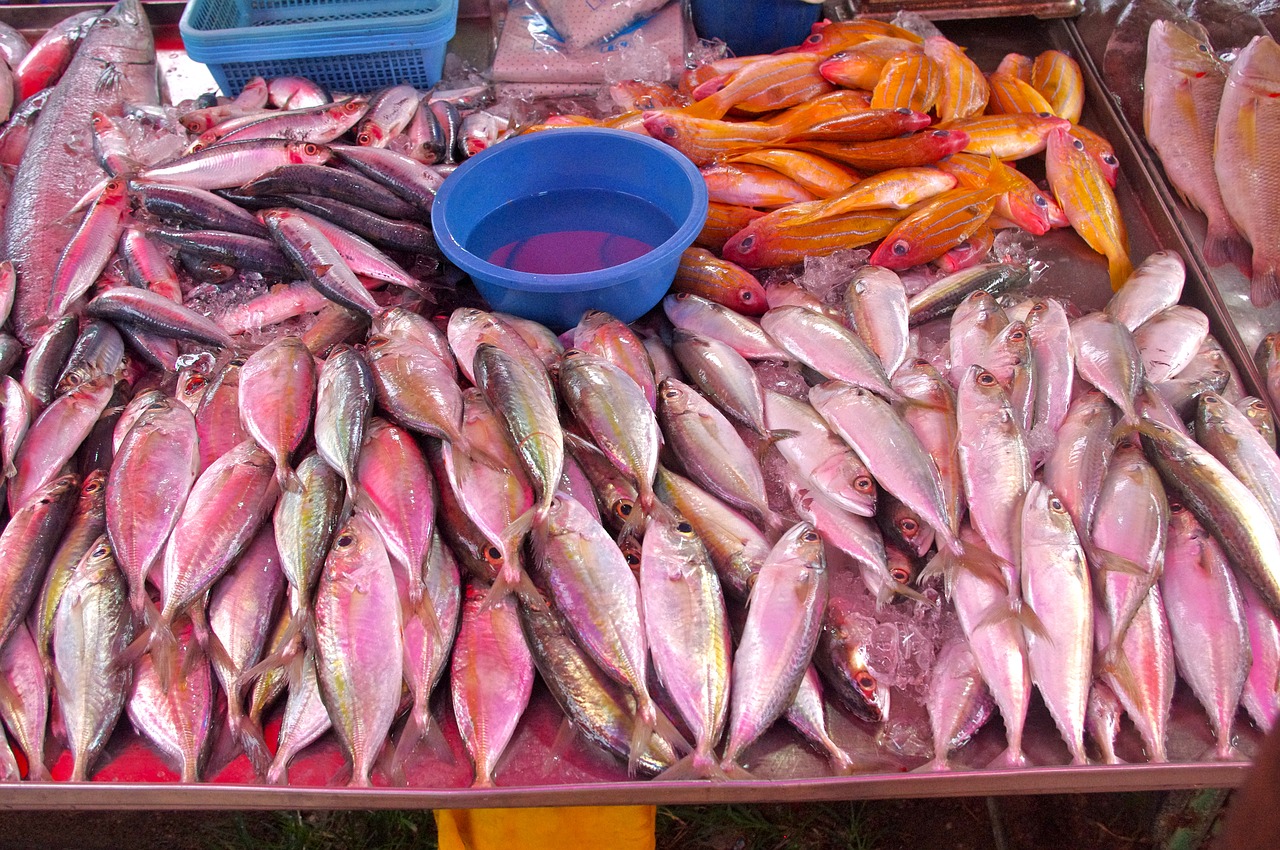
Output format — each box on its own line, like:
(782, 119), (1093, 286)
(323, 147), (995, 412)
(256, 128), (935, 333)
(193, 624), (232, 681)
(716, 758), (755, 780)
(914, 755), (953, 773)
(276, 462), (300, 495)
(480, 554), (543, 612)
(1252, 261), (1280, 308)
(236, 710), (273, 779)
(655, 748), (732, 781)
(151, 622), (179, 692)
(627, 699), (658, 778)
(1107, 251), (1134, 292)
(384, 709), (428, 786)
(236, 612), (305, 692)
(988, 746), (1029, 768)
(1202, 217), (1251, 274)
(498, 506), (538, 568)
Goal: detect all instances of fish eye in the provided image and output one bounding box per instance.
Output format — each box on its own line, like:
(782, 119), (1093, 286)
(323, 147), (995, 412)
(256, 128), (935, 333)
(1103, 154), (1118, 165)
(977, 371), (998, 386)
(662, 387), (682, 400)
(806, 34), (823, 44)
(1009, 329), (1026, 342)
(675, 292), (690, 301)
(913, 358), (930, 367)
(740, 290), (754, 302)
(1033, 194), (1048, 207)
(368, 337), (389, 349)
(1030, 302), (1046, 313)
(336, 532), (355, 547)
(891, 240), (909, 256)
(230, 357), (246, 367)
(1048, 496), (1065, 512)
(484, 545), (503, 565)
(184, 374), (206, 393)
(890, 566), (911, 583)
(931, 129), (949, 138)
(1170, 501), (1185, 513)
(896, 107), (912, 115)
(304, 143), (320, 156)
(854, 475), (874, 493)
(676, 520), (694, 534)
(1036, 111), (1052, 118)
(92, 543), (111, 558)
(84, 478), (104, 494)
(624, 551), (641, 567)
(855, 672), (876, 692)
(739, 235), (755, 251)
(662, 125), (677, 139)
(615, 500), (635, 518)
(1197, 43), (1210, 53)
(1071, 138), (1086, 151)
(802, 530), (820, 542)
(899, 517), (919, 534)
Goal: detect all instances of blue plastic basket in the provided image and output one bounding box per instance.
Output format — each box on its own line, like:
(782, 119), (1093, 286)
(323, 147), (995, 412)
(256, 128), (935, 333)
(180, 0), (459, 96)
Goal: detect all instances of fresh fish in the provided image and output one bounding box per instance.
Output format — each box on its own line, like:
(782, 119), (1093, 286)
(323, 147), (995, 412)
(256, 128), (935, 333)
(663, 292), (791, 361)
(1045, 127), (1132, 290)
(447, 307), (546, 388)
(1239, 577), (1280, 733)
(366, 332), (466, 446)
(354, 419), (435, 607)
(6, 0), (155, 344)
(0, 624), (49, 779)
(814, 588), (892, 721)
(194, 355), (249, 473)
(571, 311), (657, 411)
(639, 511), (731, 777)
(239, 336), (316, 493)
(870, 51), (940, 113)
(926, 36), (989, 121)
(132, 182), (270, 239)
(659, 377), (776, 531)
(207, 525), (284, 773)
(1133, 306), (1209, 383)
(672, 330), (780, 447)
(1086, 679), (1126, 765)
(1042, 391), (1116, 543)
(892, 359), (964, 535)
(270, 452), (342, 655)
(86, 287), (236, 349)
(1144, 21), (1250, 271)
(47, 177), (130, 320)
(1071, 312), (1144, 424)
(1236, 397), (1276, 450)
(9, 374), (112, 513)
(948, 290), (1008, 389)
(790, 167), (957, 225)
(451, 578), (533, 787)
(1216, 36), (1280, 304)
(957, 366), (1031, 570)
(127, 617), (213, 782)
(1162, 502), (1250, 759)
(531, 494), (663, 775)
(1024, 298), (1074, 463)
(921, 634), (995, 771)
(1020, 482), (1093, 765)
(261, 208), (380, 316)
(330, 144), (443, 215)
(1195, 392), (1280, 542)
(653, 466), (769, 602)
(764, 390), (875, 517)
(906, 262), (1030, 326)
(842, 266), (909, 377)
(518, 587), (677, 776)
(314, 512), (403, 786)
(722, 207), (902, 270)
(21, 314), (78, 409)
(761, 305), (897, 399)
(721, 523), (827, 771)
(263, 649), (330, 786)
(314, 344), (372, 501)
(52, 535), (133, 781)
(1140, 419), (1280, 620)
(106, 395), (198, 617)
(0, 378), (32, 483)
(783, 666), (857, 775)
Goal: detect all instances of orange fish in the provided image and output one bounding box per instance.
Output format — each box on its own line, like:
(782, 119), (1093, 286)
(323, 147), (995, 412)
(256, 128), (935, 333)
(997, 53), (1034, 81)
(936, 152), (1063, 235)
(728, 149), (859, 197)
(1045, 127), (1131, 289)
(702, 163), (817, 208)
(947, 113), (1071, 159)
(789, 19), (923, 58)
(684, 54), (829, 119)
(871, 52), (941, 113)
(868, 159), (1018, 269)
(935, 224), (995, 273)
(609, 80), (688, 112)
(924, 37), (989, 121)
(1068, 123), (1119, 187)
(817, 39), (923, 90)
(986, 71), (1055, 115)
(673, 248), (769, 316)
(788, 166), (957, 224)
(721, 208), (903, 268)
(1031, 50), (1084, 124)
(780, 106), (933, 144)
(763, 90), (875, 126)
(786, 128), (969, 172)
(698, 203), (766, 252)
(642, 111), (794, 166)
(679, 57), (756, 97)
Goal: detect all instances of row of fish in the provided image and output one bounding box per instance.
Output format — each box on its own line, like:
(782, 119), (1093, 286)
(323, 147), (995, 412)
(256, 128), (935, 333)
(1143, 20), (1280, 307)
(537, 18), (1132, 290)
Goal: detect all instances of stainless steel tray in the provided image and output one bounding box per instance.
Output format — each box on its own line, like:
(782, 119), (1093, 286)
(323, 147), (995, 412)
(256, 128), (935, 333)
(845, 0), (1083, 22)
(0, 7), (1262, 809)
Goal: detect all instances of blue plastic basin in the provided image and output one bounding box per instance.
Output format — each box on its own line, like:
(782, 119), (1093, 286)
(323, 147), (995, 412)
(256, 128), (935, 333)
(432, 128), (709, 331)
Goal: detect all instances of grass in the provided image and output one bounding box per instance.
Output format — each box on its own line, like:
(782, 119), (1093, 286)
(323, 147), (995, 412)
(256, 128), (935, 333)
(213, 810), (438, 850)
(656, 803), (879, 850)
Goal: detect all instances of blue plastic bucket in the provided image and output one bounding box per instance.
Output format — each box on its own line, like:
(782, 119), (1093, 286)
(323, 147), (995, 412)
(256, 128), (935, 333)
(690, 0), (823, 56)
(433, 128), (709, 331)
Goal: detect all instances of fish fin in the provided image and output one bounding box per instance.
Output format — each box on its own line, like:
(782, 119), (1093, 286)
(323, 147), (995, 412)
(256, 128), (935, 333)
(193, 622), (234, 682)
(885, 578), (935, 607)
(753, 428), (800, 464)
(654, 750), (731, 781)
(1108, 252), (1134, 293)
(913, 756), (953, 773)
(276, 463), (300, 495)
(3, 462), (14, 480)
(1084, 543), (1148, 577)
(151, 623), (179, 691)
(627, 699), (661, 779)
(64, 180), (108, 217)
(480, 559), (543, 613)
(1202, 218), (1251, 274)
(1252, 262), (1280, 308)
(716, 759), (756, 780)
(988, 746), (1029, 769)
(236, 613), (305, 693)
(236, 713), (273, 779)
(313, 264), (332, 277)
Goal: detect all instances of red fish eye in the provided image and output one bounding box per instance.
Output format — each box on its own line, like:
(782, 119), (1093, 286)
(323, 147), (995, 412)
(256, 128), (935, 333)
(891, 565), (911, 581)
(913, 358), (929, 367)
(185, 375), (206, 393)
(93, 114), (106, 127)
(615, 501), (634, 518)
(855, 672), (876, 692)
(1010, 329), (1026, 341)
(336, 533), (355, 547)
(978, 371), (997, 386)
(484, 546), (503, 565)
(1103, 154), (1118, 165)
(899, 518), (918, 534)
(84, 478), (104, 494)
(891, 240), (909, 256)
(740, 291), (754, 302)
(92, 543), (111, 558)
(624, 552), (641, 566)
(854, 475), (873, 493)
(663, 388), (681, 400)
(802, 530), (820, 542)
(676, 520), (694, 534)
(304, 143), (320, 156)
(675, 292), (690, 301)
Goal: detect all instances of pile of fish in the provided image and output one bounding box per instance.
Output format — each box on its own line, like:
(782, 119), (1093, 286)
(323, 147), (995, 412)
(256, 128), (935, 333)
(1142, 19), (1280, 307)
(542, 17), (1132, 291)
(0, 0), (1274, 790)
